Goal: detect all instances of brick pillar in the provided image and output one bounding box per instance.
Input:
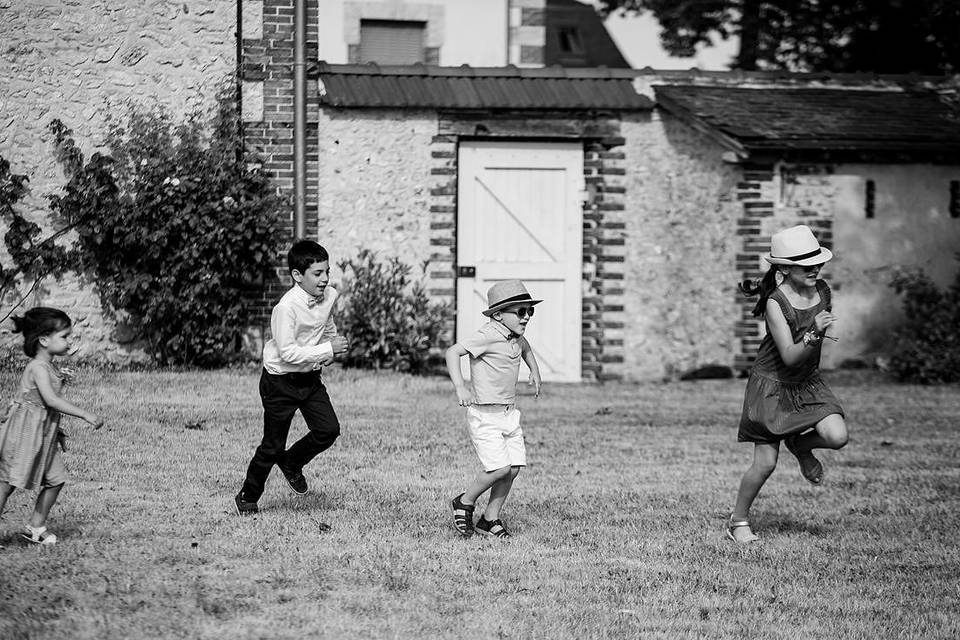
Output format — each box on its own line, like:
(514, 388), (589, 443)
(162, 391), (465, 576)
(509, 0), (546, 67)
(427, 133), (458, 345)
(583, 137), (627, 382)
(241, 0), (320, 324)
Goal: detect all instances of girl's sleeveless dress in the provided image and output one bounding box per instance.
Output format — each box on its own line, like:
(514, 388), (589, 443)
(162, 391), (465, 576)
(0, 362), (67, 489)
(738, 280), (844, 443)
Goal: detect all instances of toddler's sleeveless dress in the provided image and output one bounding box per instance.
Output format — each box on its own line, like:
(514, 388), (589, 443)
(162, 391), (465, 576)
(738, 280), (844, 443)
(0, 362), (68, 489)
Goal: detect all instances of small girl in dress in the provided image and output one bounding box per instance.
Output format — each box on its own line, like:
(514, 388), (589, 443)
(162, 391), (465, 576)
(0, 307), (102, 545)
(728, 225), (849, 544)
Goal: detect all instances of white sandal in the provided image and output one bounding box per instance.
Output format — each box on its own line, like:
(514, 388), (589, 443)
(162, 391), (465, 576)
(726, 516), (759, 544)
(22, 525), (57, 545)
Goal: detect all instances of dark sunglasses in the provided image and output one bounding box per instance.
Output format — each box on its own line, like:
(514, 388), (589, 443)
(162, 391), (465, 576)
(801, 264), (823, 273)
(502, 306), (535, 319)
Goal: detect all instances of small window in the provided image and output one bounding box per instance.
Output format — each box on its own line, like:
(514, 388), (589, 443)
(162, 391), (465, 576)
(865, 179), (875, 219)
(558, 27), (583, 54)
(359, 19), (425, 65)
(951, 180), (959, 219)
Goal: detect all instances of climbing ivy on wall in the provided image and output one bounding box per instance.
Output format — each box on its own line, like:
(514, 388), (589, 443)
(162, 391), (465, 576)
(44, 82), (283, 367)
(0, 156), (77, 323)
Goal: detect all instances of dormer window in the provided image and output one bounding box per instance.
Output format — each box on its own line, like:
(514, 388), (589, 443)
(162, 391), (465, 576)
(557, 27), (583, 54)
(359, 19), (426, 64)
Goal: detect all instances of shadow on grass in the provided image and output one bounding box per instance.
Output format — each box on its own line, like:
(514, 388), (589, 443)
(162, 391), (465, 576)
(261, 491), (338, 513)
(759, 514), (829, 537)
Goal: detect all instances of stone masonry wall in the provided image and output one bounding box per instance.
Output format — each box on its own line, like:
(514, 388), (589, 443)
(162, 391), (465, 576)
(621, 110), (742, 381)
(315, 109), (437, 281)
(0, 0), (236, 361)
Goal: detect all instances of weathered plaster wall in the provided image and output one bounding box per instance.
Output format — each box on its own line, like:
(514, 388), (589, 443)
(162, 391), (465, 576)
(0, 0), (235, 361)
(315, 109), (437, 281)
(621, 110), (742, 380)
(827, 164), (960, 367)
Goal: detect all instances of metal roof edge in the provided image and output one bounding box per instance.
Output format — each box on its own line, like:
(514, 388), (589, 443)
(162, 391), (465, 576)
(635, 67), (955, 84)
(316, 61), (641, 80)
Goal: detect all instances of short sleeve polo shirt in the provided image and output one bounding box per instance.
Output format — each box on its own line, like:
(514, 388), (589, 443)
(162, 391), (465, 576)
(459, 320), (526, 405)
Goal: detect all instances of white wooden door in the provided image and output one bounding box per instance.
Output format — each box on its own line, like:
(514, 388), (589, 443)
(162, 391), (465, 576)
(456, 141), (583, 382)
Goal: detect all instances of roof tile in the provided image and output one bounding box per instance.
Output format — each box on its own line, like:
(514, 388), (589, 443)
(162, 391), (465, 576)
(655, 85), (960, 153)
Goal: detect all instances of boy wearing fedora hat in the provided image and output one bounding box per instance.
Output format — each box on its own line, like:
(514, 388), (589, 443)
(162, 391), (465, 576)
(729, 225), (848, 544)
(444, 280), (543, 538)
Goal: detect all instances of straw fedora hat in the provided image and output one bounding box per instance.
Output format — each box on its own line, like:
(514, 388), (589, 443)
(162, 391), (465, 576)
(764, 225), (833, 266)
(482, 280), (542, 317)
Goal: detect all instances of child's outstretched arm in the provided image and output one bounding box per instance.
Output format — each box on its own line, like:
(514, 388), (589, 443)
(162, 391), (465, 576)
(32, 365), (102, 428)
(766, 299), (835, 367)
(445, 344), (474, 406)
(519, 338), (542, 398)
(318, 297), (348, 365)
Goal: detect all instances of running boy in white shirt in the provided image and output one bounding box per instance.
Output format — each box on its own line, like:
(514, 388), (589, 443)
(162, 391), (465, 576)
(445, 280), (543, 538)
(235, 240), (349, 516)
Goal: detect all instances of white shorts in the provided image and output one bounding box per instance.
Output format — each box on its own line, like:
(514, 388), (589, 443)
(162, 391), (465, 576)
(466, 405), (526, 472)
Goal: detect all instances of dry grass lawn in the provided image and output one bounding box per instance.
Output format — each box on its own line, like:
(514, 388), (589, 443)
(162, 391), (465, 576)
(0, 367), (957, 639)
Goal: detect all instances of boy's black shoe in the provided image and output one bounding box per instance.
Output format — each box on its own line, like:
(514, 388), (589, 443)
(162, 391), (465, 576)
(278, 463), (309, 495)
(235, 492), (259, 516)
(476, 517), (511, 538)
(451, 493), (475, 537)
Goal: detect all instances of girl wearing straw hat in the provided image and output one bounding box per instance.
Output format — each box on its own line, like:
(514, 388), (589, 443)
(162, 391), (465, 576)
(728, 225), (849, 544)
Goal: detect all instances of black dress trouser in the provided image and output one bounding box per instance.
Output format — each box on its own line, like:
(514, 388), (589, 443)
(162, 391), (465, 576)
(241, 368), (340, 501)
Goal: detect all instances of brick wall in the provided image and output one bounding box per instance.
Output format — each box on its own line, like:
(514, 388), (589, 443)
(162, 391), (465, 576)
(241, 0), (321, 330)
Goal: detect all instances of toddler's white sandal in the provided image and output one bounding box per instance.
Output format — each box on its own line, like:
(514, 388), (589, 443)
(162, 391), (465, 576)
(726, 516), (759, 544)
(22, 525), (57, 546)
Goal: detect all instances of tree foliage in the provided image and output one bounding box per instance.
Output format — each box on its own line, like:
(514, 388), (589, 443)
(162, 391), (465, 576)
(47, 83), (282, 366)
(597, 0), (960, 74)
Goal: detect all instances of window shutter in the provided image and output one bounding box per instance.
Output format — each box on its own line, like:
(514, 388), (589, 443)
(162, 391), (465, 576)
(359, 20), (425, 65)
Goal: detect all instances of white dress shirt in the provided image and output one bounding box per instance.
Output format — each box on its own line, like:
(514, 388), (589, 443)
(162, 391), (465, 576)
(262, 285), (339, 374)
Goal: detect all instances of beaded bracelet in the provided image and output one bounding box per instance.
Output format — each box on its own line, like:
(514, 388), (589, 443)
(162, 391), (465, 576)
(802, 330), (822, 347)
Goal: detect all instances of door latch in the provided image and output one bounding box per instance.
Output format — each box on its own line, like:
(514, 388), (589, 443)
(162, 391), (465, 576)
(457, 266), (476, 278)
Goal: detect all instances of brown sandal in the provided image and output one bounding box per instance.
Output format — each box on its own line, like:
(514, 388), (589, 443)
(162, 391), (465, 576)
(451, 493), (475, 537)
(785, 435), (824, 485)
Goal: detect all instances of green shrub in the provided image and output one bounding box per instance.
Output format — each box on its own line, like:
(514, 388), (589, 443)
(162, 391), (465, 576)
(336, 249), (451, 374)
(0, 156), (74, 322)
(888, 257), (960, 383)
(46, 83), (282, 367)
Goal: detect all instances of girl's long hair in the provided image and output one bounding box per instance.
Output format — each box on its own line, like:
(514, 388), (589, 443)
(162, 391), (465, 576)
(11, 307), (72, 357)
(739, 267), (780, 317)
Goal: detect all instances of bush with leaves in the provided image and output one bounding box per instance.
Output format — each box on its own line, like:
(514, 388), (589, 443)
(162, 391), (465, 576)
(335, 249), (451, 374)
(887, 257), (960, 384)
(47, 83), (282, 366)
(0, 156), (77, 323)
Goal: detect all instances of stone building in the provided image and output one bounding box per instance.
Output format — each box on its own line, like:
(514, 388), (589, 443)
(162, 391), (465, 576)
(2, 0), (960, 380)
